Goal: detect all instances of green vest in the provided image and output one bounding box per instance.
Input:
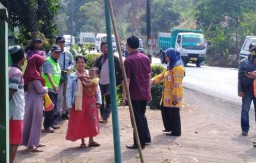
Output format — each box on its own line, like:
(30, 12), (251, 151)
(42, 57), (61, 89)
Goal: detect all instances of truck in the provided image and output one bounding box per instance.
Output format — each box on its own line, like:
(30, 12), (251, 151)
(95, 33), (117, 52)
(63, 34), (75, 47)
(158, 29), (207, 67)
(79, 32), (96, 50)
(239, 36), (256, 60)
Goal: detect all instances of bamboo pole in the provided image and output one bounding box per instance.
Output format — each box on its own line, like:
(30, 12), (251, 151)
(108, 1), (144, 163)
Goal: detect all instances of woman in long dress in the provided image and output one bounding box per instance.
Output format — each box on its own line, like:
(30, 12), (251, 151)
(66, 55), (102, 147)
(22, 54), (48, 152)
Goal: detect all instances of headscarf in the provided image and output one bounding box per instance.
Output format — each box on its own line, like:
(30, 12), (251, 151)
(23, 54), (45, 86)
(164, 48), (184, 70)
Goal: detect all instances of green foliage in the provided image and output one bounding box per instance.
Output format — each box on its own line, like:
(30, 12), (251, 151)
(84, 53), (100, 69)
(149, 65), (165, 110)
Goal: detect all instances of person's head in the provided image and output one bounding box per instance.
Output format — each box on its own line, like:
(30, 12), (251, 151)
(56, 36), (65, 50)
(249, 46), (256, 65)
(50, 45), (61, 60)
(8, 45), (26, 66)
(75, 55), (87, 71)
(100, 41), (108, 55)
(89, 67), (99, 78)
(32, 38), (42, 50)
(126, 36), (139, 54)
(164, 48), (183, 69)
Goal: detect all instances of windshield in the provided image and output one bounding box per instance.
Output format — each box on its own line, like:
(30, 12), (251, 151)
(83, 37), (95, 42)
(181, 34), (205, 50)
(243, 39), (256, 51)
(102, 36), (116, 42)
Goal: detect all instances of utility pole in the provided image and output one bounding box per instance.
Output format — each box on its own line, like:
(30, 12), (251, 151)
(0, 3), (9, 163)
(147, 0), (152, 62)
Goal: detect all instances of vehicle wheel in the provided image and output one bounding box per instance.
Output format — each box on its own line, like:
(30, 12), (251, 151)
(183, 61), (188, 66)
(196, 62), (201, 67)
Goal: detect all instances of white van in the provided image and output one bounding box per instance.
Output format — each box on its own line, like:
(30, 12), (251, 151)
(239, 36), (256, 60)
(95, 33), (116, 52)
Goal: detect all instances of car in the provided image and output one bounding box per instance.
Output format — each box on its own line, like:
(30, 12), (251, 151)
(239, 36), (256, 60)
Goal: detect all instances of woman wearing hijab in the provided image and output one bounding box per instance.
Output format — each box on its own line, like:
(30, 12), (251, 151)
(151, 48), (185, 136)
(66, 55), (102, 148)
(22, 54), (48, 152)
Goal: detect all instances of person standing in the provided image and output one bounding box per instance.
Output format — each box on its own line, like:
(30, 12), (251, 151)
(8, 45), (26, 163)
(238, 46), (256, 136)
(151, 48), (185, 136)
(66, 55), (102, 147)
(42, 45), (61, 132)
(54, 36), (74, 120)
(22, 54), (48, 152)
(93, 41), (123, 123)
(26, 38), (46, 60)
(123, 36), (151, 149)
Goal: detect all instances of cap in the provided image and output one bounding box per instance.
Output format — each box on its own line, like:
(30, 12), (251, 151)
(56, 36), (65, 43)
(51, 45), (61, 52)
(8, 45), (21, 55)
(32, 38), (42, 43)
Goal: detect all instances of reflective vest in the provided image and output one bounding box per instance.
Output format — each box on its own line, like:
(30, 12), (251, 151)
(42, 57), (61, 89)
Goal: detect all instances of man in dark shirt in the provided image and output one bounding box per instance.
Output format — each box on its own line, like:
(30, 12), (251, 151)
(123, 36), (151, 149)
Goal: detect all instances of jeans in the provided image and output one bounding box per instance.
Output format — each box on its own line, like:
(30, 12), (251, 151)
(44, 92), (58, 129)
(100, 84), (111, 119)
(57, 81), (67, 115)
(241, 91), (256, 133)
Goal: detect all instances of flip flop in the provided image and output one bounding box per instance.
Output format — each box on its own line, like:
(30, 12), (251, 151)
(253, 142), (256, 147)
(80, 143), (86, 148)
(37, 144), (45, 147)
(88, 142), (100, 147)
(29, 147), (43, 152)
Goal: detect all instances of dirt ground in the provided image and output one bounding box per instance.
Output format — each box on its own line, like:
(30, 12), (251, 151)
(15, 88), (256, 163)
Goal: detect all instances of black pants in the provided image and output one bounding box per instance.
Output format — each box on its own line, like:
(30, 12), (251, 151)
(100, 84), (111, 119)
(131, 100), (151, 148)
(161, 107), (181, 136)
(43, 92), (58, 129)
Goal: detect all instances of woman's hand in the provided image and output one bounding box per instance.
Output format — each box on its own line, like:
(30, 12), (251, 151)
(246, 71), (256, 78)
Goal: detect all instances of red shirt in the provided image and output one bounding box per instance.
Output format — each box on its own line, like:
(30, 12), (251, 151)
(124, 50), (151, 101)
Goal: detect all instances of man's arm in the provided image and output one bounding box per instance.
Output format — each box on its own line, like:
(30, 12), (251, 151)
(46, 73), (58, 93)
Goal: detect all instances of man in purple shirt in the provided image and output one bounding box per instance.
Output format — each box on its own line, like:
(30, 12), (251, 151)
(123, 36), (152, 149)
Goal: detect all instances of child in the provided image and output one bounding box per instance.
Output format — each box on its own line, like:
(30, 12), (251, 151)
(81, 67), (99, 96)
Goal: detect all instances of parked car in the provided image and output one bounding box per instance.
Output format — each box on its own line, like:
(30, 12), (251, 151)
(239, 36), (256, 60)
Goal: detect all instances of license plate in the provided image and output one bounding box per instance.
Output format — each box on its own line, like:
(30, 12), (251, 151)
(190, 57), (197, 61)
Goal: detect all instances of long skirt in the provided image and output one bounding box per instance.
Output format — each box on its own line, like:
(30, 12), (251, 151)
(66, 94), (99, 141)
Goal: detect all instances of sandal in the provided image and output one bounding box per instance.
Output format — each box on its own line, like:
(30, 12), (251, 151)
(80, 143), (86, 148)
(29, 147), (43, 152)
(88, 142), (100, 147)
(37, 144), (45, 147)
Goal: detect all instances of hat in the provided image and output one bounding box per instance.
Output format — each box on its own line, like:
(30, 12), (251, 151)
(8, 45), (21, 55)
(56, 36), (65, 43)
(51, 45), (61, 52)
(32, 38), (42, 43)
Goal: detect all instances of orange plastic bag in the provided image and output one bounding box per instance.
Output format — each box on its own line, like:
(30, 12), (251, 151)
(44, 93), (54, 111)
(254, 80), (256, 97)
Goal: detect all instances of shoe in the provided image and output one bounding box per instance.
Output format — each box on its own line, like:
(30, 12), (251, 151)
(242, 131), (248, 136)
(99, 117), (107, 123)
(162, 129), (170, 132)
(51, 124), (60, 130)
(145, 140), (151, 144)
(166, 133), (181, 136)
(126, 144), (145, 149)
(88, 142), (100, 147)
(43, 127), (55, 133)
(61, 112), (69, 120)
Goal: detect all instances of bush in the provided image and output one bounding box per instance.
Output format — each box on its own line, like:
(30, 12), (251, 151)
(149, 64), (165, 110)
(84, 53), (100, 69)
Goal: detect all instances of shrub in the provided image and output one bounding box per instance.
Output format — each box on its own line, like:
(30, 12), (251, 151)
(149, 64), (165, 110)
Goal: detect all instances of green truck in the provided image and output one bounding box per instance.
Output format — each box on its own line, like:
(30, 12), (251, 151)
(158, 28), (207, 67)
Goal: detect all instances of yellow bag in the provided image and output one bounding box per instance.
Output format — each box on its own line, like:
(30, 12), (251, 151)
(44, 93), (54, 111)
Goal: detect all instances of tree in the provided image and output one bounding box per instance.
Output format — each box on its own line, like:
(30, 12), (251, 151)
(0, 0), (61, 49)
